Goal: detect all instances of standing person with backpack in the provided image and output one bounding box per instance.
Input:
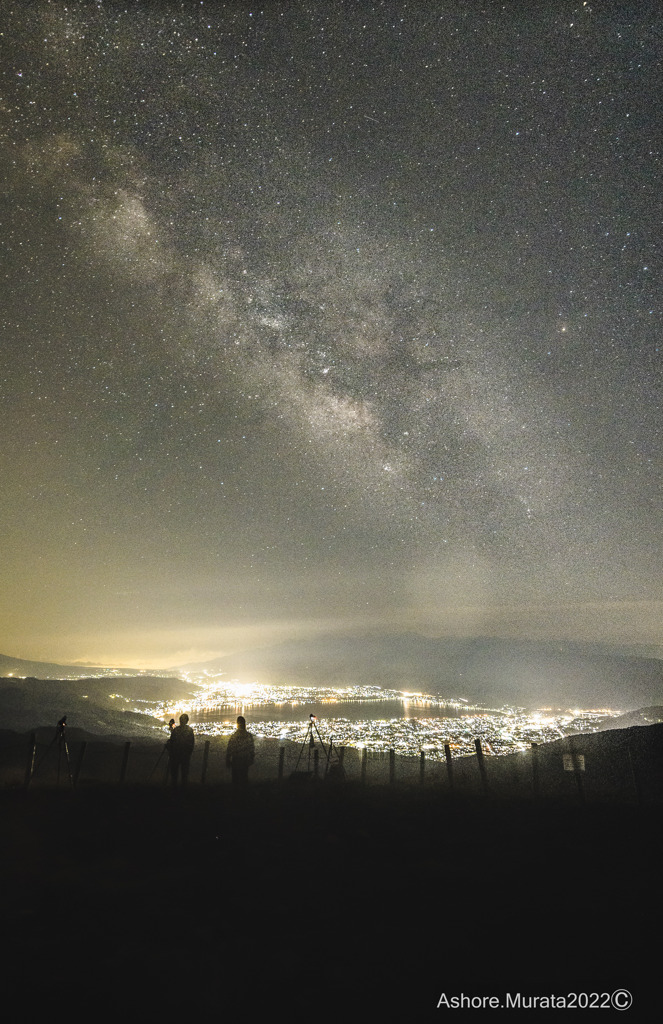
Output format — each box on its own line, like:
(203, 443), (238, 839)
(226, 716), (255, 787)
(168, 713), (195, 786)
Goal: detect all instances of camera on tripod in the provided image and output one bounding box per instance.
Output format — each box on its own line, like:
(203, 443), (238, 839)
(291, 713), (345, 782)
(26, 714), (73, 788)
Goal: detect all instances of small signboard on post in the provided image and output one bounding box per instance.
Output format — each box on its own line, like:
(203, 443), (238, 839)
(564, 737), (587, 802)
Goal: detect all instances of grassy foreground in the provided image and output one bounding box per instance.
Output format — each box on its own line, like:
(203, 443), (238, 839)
(1, 779), (657, 1016)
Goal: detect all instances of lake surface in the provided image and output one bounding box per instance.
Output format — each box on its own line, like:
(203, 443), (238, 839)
(189, 698), (481, 727)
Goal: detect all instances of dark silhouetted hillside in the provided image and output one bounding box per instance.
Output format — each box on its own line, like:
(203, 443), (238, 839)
(0, 674), (195, 737)
(1, 781), (657, 1016)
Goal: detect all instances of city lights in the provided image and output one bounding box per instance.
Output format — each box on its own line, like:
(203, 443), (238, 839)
(139, 674), (618, 760)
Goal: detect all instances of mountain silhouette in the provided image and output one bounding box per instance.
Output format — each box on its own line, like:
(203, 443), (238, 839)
(172, 631), (663, 710)
(3, 631), (663, 712)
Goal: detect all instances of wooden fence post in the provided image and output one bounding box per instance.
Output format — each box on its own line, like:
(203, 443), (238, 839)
(389, 748), (395, 784)
(626, 741), (642, 804)
(568, 734), (585, 803)
(120, 741), (131, 784)
(74, 741), (87, 787)
(475, 738), (489, 795)
(531, 742), (540, 799)
(444, 743), (454, 790)
(201, 740), (210, 784)
(361, 747), (367, 784)
(419, 750), (425, 785)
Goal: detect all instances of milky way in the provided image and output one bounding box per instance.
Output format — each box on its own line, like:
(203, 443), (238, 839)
(1, 2), (661, 665)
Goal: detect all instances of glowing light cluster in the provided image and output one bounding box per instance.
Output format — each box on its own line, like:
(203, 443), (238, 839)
(140, 677), (617, 758)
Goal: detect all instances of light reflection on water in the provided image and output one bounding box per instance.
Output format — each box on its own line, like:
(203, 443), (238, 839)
(189, 699), (478, 727)
(153, 684), (614, 759)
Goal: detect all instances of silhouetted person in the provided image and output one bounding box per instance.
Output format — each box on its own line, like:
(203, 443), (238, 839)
(168, 713), (195, 785)
(226, 716), (255, 787)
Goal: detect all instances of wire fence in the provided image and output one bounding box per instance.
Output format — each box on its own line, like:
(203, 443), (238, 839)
(3, 722), (659, 803)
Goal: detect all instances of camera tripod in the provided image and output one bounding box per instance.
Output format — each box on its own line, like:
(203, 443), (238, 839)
(28, 716), (74, 788)
(294, 714), (345, 779)
(148, 719), (175, 783)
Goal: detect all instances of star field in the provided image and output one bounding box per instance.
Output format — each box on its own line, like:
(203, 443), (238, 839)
(1, 1), (661, 667)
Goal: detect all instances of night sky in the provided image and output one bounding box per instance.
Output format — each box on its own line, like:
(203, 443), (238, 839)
(2, 1), (661, 669)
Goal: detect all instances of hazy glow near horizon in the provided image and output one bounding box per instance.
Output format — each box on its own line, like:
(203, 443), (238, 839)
(8, 599), (663, 671)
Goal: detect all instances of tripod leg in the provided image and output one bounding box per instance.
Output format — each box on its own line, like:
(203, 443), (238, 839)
(148, 746), (167, 782)
(62, 740), (74, 788)
(25, 733), (37, 789)
(295, 724), (312, 772)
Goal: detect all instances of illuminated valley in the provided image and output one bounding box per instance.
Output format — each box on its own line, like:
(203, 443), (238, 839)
(141, 676), (618, 760)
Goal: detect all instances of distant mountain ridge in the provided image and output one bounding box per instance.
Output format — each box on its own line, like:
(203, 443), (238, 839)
(594, 706), (663, 730)
(0, 652), (146, 680)
(3, 631), (663, 711)
(0, 674), (195, 737)
(173, 631), (663, 710)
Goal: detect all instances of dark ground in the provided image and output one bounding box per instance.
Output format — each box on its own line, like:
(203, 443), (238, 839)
(1, 779), (658, 1018)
